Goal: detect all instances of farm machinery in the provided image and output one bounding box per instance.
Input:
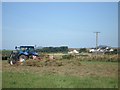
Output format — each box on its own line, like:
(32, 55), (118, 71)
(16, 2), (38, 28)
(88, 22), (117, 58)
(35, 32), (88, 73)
(8, 46), (38, 65)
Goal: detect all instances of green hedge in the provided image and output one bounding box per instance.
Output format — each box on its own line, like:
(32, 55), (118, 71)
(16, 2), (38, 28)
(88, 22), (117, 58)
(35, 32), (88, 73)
(2, 50), (12, 60)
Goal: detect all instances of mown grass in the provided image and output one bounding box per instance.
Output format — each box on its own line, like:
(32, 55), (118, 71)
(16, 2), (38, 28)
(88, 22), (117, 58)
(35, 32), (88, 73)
(2, 59), (118, 88)
(2, 71), (118, 88)
(2, 56), (118, 88)
(1, 50), (119, 88)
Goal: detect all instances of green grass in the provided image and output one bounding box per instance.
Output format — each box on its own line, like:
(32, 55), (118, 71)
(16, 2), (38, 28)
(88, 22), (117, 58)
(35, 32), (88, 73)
(2, 59), (118, 88)
(2, 71), (118, 88)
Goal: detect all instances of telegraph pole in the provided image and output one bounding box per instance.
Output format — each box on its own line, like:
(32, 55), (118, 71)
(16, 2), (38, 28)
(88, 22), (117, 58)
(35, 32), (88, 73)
(94, 32), (100, 51)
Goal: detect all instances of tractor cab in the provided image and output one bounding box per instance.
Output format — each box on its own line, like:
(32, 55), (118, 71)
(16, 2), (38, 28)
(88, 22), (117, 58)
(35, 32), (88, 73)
(15, 46), (38, 56)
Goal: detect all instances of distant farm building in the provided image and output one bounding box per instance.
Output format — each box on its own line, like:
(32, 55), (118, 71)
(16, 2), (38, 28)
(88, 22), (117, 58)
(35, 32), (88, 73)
(68, 49), (79, 54)
(89, 45), (114, 54)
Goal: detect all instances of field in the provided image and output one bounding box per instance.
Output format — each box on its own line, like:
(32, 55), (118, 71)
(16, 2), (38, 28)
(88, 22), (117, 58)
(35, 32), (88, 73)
(2, 54), (119, 88)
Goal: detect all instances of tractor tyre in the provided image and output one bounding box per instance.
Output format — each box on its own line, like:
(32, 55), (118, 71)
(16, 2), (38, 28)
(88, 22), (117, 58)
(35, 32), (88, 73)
(9, 59), (16, 65)
(8, 53), (17, 65)
(8, 58), (17, 65)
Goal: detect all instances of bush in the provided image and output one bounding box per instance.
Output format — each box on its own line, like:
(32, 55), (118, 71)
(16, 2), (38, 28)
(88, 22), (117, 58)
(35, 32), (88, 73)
(62, 54), (74, 59)
(74, 54), (118, 62)
(79, 48), (88, 53)
(2, 50), (12, 60)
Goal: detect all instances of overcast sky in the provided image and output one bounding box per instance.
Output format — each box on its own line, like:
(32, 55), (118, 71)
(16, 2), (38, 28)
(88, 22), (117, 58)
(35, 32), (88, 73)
(2, 2), (118, 50)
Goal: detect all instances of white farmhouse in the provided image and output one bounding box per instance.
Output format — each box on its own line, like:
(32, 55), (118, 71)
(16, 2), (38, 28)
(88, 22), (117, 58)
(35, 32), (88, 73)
(68, 49), (79, 54)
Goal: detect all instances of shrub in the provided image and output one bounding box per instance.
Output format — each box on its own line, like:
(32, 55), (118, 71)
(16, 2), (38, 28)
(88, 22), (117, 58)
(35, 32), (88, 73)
(62, 54), (74, 59)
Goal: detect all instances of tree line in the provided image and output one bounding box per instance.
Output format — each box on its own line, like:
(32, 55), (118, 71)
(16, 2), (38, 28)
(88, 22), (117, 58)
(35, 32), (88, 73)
(36, 46), (68, 53)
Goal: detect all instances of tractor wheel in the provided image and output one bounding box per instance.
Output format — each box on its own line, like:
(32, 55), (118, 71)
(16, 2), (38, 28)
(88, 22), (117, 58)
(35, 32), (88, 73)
(9, 59), (16, 65)
(19, 55), (28, 62)
(8, 53), (17, 65)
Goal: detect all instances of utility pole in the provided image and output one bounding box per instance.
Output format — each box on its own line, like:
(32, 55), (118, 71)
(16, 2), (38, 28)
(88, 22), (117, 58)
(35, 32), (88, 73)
(94, 32), (100, 51)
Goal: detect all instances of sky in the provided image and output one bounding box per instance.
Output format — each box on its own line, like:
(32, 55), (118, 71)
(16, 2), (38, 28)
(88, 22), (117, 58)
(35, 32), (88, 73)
(2, 2), (118, 50)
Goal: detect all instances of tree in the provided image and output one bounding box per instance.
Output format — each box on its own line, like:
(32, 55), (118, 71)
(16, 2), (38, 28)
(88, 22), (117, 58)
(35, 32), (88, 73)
(79, 48), (87, 53)
(36, 46), (68, 53)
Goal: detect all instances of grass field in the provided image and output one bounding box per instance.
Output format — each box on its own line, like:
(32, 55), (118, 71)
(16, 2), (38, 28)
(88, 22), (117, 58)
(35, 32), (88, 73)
(2, 58), (118, 88)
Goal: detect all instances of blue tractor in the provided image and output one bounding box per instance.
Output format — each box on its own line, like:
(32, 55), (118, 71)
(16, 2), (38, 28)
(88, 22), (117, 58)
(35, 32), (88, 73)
(8, 46), (38, 65)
